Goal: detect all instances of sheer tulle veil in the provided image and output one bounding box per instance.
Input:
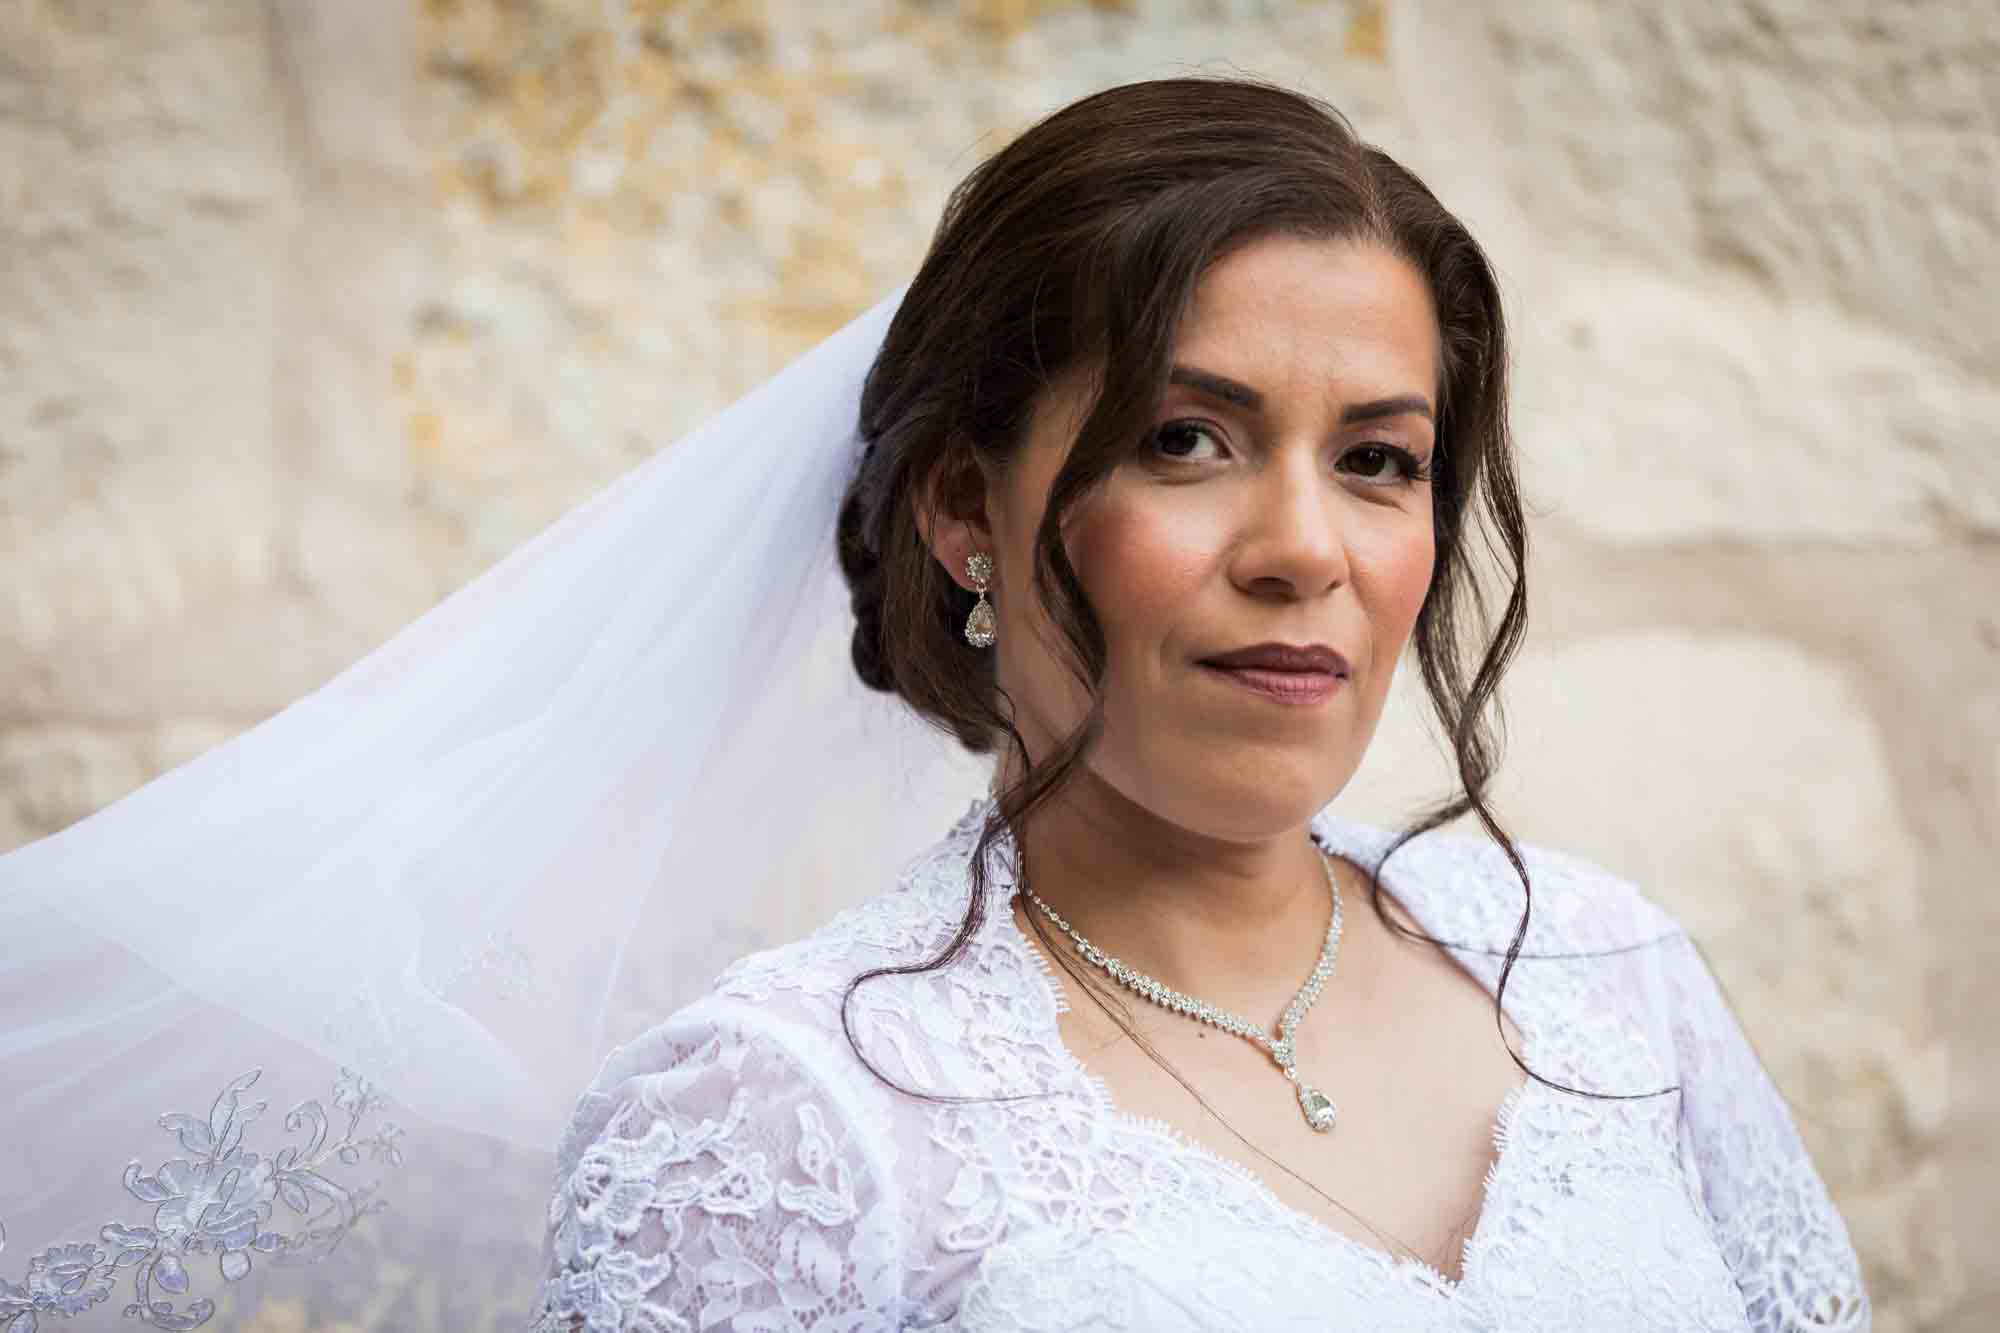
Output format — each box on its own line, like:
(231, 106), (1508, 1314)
(0, 286), (993, 1327)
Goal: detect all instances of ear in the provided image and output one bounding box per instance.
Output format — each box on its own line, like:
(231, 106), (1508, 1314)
(911, 447), (998, 592)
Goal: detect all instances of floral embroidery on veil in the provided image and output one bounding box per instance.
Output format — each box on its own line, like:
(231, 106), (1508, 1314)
(0, 1068), (403, 1331)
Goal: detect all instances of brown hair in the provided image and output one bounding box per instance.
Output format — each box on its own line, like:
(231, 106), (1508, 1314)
(835, 77), (1640, 1192)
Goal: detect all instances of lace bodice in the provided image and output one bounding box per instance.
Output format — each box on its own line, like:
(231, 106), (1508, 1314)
(531, 799), (1869, 1331)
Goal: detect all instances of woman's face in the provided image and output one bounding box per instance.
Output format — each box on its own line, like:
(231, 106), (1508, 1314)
(966, 233), (1440, 841)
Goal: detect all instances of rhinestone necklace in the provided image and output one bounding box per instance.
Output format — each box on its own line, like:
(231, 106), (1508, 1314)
(1019, 840), (1344, 1133)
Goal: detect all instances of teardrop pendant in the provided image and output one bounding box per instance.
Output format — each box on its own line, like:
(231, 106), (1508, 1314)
(1298, 1083), (1338, 1133)
(964, 597), (996, 648)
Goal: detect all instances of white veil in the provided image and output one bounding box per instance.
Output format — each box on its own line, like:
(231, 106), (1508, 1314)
(0, 286), (992, 1328)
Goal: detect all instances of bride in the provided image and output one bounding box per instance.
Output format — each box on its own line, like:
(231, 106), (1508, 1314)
(527, 79), (1866, 1331)
(0, 78), (1865, 1332)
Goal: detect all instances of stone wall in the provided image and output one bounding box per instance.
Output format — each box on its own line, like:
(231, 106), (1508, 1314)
(2, 1), (1990, 1328)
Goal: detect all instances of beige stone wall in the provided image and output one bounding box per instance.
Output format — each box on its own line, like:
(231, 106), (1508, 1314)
(2, 1), (1990, 1329)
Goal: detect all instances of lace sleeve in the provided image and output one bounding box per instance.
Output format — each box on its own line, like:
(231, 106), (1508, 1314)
(530, 998), (908, 1331)
(1650, 926), (1871, 1332)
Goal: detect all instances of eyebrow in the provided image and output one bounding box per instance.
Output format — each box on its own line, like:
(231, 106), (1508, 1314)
(1168, 364), (1434, 424)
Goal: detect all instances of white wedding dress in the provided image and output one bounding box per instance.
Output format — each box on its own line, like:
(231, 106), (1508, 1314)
(530, 796), (1869, 1332)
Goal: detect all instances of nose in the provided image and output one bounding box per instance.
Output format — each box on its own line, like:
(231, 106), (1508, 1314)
(1231, 450), (1349, 601)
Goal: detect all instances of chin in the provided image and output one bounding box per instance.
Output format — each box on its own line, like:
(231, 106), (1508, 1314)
(1114, 743), (1352, 844)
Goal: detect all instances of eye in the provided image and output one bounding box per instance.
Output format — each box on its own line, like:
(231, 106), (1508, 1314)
(1340, 443), (1431, 486)
(1150, 420), (1227, 463)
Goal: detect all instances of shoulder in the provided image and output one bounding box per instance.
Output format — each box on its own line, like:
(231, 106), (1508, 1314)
(557, 818), (1004, 1168)
(708, 864), (972, 1011)
(696, 815), (1050, 1110)
(710, 801), (993, 1003)
(557, 876), (958, 1162)
(706, 808), (1025, 1040)
(537, 834), (1002, 1327)
(1320, 809), (1684, 956)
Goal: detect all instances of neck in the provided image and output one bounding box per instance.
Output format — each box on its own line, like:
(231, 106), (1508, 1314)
(1001, 768), (1338, 1020)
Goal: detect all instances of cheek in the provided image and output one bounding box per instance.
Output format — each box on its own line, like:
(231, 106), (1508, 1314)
(1352, 518), (1436, 660)
(1064, 490), (1217, 655)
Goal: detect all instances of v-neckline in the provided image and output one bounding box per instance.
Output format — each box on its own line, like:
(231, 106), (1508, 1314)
(966, 798), (1542, 1300)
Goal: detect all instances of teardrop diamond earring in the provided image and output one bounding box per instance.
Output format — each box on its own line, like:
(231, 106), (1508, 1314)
(963, 553), (996, 648)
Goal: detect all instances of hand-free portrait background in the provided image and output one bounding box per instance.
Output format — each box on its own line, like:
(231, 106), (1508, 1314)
(1, 3), (1990, 1330)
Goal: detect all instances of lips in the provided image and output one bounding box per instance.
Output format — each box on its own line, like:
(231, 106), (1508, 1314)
(1197, 642), (1349, 675)
(1196, 642), (1349, 706)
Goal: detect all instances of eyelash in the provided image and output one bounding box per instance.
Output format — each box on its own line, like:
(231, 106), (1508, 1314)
(1148, 420), (1433, 486)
